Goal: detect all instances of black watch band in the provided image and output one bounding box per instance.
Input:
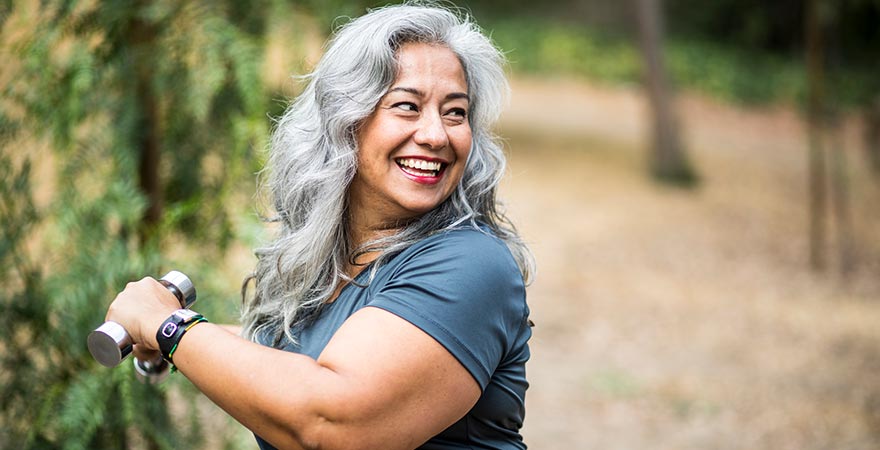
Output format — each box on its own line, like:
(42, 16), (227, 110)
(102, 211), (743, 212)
(156, 309), (207, 364)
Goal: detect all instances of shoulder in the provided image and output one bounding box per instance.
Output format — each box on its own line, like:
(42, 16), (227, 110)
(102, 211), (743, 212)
(376, 224), (528, 336)
(395, 225), (523, 285)
(368, 225), (529, 387)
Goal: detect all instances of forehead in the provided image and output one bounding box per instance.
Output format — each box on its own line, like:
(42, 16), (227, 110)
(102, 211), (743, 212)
(392, 43), (467, 92)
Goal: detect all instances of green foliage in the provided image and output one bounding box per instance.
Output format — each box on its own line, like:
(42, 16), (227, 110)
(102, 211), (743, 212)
(484, 16), (876, 108)
(665, 0), (806, 53)
(0, 0), (272, 448)
(664, 38), (805, 106)
(488, 18), (641, 84)
(297, 0), (376, 29)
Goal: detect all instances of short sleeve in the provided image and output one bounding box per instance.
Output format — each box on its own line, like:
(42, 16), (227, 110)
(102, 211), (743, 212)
(367, 229), (527, 389)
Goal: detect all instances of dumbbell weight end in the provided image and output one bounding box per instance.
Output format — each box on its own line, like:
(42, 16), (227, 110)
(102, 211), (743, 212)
(87, 271), (196, 368)
(88, 321), (133, 368)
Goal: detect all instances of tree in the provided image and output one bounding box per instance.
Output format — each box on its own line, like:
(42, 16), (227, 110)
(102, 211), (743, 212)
(0, 0), (269, 447)
(633, 0), (698, 185)
(865, 96), (880, 176)
(805, 0), (858, 275)
(805, 0), (829, 271)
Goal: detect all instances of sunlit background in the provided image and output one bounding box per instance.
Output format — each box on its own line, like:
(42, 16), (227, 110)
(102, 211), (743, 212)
(2, 1), (879, 449)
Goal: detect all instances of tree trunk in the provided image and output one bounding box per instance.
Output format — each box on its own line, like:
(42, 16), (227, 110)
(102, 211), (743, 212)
(128, 15), (163, 244)
(865, 96), (880, 176)
(634, 0), (697, 185)
(805, 0), (828, 271)
(823, 13), (857, 277)
(828, 118), (855, 276)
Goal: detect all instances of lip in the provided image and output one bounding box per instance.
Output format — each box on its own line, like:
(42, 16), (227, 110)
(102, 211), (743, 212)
(395, 156), (449, 185)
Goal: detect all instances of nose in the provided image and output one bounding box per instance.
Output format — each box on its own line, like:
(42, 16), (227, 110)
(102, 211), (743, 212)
(413, 112), (449, 151)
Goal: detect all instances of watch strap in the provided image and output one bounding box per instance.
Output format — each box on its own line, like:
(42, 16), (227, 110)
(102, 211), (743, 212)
(157, 309), (207, 364)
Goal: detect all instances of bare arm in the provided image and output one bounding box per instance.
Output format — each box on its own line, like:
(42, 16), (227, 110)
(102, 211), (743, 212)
(217, 324), (242, 336)
(110, 278), (480, 450)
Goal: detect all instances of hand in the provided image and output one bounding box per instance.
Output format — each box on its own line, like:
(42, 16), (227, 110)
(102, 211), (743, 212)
(105, 277), (180, 351)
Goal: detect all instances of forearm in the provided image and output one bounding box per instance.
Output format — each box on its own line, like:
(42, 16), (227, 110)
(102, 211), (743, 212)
(108, 279), (476, 450)
(170, 323), (339, 449)
(218, 323), (243, 336)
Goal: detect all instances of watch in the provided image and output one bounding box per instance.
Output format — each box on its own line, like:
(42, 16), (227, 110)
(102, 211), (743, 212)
(156, 308), (207, 364)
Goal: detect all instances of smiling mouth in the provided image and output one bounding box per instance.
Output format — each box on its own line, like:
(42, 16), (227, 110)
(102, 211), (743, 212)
(396, 158), (446, 178)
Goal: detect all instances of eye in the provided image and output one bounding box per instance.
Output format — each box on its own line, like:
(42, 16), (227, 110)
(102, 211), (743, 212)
(448, 108), (467, 117)
(392, 102), (419, 113)
(445, 107), (468, 122)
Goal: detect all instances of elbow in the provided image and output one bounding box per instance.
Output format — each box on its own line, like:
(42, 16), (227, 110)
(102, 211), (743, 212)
(293, 419), (369, 450)
(268, 412), (363, 450)
(289, 412), (408, 450)
(252, 405), (333, 450)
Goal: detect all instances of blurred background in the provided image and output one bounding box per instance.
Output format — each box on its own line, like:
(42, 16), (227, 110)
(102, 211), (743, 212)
(1, 0), (879, 449)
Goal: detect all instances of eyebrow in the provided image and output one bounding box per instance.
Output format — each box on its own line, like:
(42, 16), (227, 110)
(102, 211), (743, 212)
(388, 86), (470, 102)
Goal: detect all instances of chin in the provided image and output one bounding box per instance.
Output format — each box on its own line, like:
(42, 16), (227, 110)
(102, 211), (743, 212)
(404, 205), (438, 218)
(399, 199), (445, 217)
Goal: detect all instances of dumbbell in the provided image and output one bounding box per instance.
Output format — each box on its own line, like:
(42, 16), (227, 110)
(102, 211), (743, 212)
(88, 271), (197, 380)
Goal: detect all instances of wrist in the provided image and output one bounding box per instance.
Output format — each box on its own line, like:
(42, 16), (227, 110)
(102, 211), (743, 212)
(140, 277), (191, 348)
(156, 309), (209, 365)
(141, 305), (179, 349)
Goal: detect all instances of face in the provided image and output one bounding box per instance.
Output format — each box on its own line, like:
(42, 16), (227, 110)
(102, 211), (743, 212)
(349, 42), (472, 229)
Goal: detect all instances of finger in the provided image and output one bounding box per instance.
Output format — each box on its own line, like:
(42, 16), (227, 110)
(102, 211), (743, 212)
(133, 343), (161, 361)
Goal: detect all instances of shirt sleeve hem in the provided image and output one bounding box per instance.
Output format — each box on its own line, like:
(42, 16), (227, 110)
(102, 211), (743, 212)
(366, 303), (492, 390)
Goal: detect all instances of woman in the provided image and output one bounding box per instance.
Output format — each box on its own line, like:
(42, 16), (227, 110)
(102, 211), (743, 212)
(106, 3), (534, 449)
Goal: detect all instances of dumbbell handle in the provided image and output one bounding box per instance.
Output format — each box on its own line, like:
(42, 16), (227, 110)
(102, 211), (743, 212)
(88, 271), (196, 368)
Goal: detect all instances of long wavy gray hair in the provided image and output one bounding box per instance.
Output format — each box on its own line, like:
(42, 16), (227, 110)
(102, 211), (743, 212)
(241, 2), (534, 345)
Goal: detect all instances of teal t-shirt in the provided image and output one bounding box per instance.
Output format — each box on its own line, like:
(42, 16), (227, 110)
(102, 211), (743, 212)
(256, 226), (532, 449)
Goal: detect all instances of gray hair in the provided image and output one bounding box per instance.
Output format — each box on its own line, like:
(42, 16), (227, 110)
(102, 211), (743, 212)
(241, 2), (534, 344)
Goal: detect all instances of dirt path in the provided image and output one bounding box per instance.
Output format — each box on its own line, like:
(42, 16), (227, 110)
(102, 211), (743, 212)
(501, 76), (880, 449)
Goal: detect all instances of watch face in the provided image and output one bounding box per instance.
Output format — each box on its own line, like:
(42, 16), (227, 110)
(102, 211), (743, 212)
(161, 322), (179, 338)
(173, 309), (199, 321)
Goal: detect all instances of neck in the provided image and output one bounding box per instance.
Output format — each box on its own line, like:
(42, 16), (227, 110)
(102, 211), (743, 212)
(346, 207), (406, 269)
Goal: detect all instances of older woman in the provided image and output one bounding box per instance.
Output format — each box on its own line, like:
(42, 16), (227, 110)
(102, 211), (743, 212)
(106, 3), (534, 449)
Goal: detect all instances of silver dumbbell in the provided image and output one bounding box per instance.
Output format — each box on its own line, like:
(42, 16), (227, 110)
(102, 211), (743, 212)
(88, 271), (197, 375)
(133, 354), (171, 384)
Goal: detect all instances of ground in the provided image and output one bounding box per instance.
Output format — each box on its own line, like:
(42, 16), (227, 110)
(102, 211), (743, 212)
(503, 76), (880, 449)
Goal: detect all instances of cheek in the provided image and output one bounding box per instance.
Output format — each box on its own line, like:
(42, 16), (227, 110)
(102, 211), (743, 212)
(451, 142), (472, 180)
(355, 137), (386, 173)
(454, 129), (473, 159)
(450, 132), (473, 185)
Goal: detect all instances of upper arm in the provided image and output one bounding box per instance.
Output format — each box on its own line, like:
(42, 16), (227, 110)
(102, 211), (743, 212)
(304, 231), (527, 449)
(269, 231), (526, 449)
(312, 306), (480, 450)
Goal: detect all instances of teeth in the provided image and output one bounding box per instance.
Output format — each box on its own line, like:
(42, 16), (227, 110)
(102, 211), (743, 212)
(397, 158), (442, 172)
